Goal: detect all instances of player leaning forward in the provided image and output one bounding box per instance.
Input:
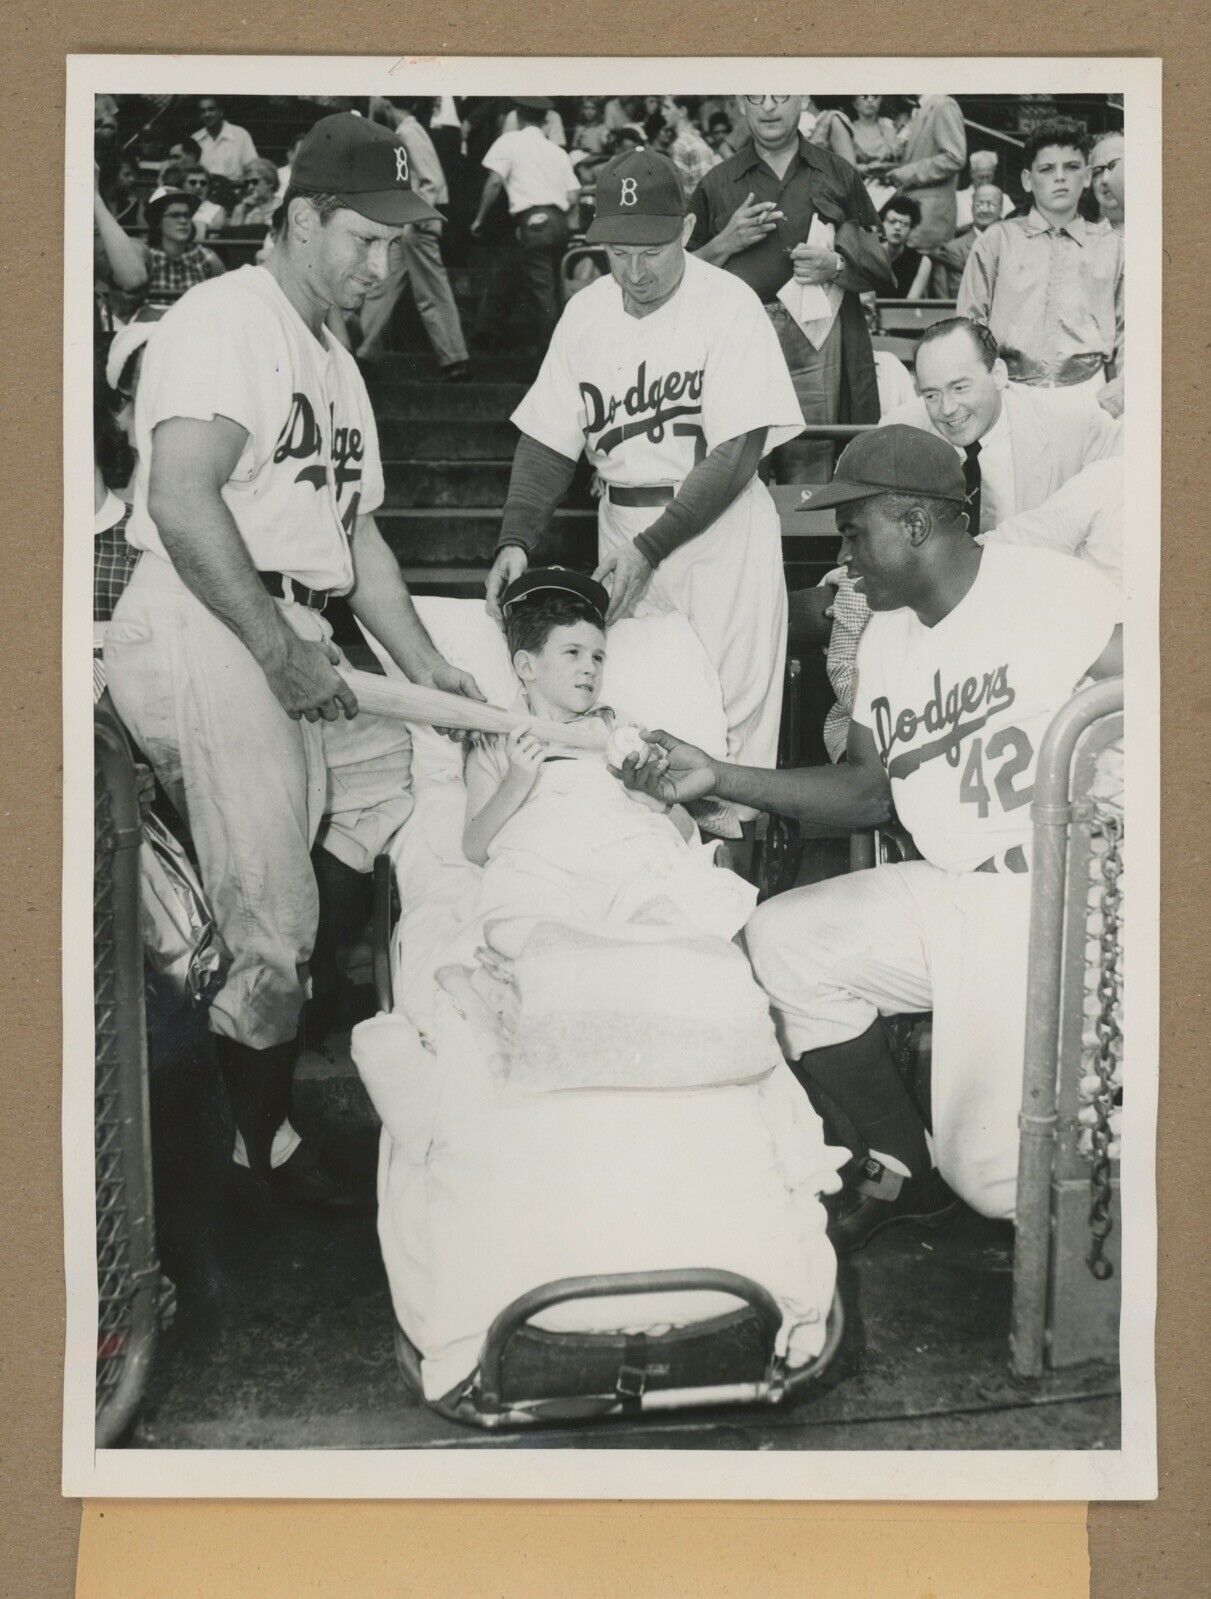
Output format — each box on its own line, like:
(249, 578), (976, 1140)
(621, 426), (1122, 1246)
(105, 114), (482, 1204)
(485, 148), (805, 788)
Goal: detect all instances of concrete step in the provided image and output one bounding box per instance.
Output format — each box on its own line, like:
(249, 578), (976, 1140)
(368, 380), (529, 422)
(377, 506), (596, 568)
(381, 460), (594, 511)
(379, 418), (518, 462)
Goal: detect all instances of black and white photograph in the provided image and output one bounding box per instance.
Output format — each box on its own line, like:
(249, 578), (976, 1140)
(65, 55), (1159, 1499)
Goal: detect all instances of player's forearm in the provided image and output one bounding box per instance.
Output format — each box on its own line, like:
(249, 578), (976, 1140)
(633, 429), (765, 567)
(472, 172), (504, 227)
(709, 759), (893, 829)
(151, 483), (290, 669)
(346, 517), (445, 679)
(496, 434), (579, 556)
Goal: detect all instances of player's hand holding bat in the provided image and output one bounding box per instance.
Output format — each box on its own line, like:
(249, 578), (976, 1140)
(485, 546), (529, 626)
(618, 730), (718, 809)
(718, 192), (784, 257)
(594, 542), (654, 624)
(260, 628), (359, 724)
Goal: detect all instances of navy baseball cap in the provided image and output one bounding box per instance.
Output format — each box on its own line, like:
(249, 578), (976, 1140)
(501, 567), (610, 625)
(586, 148), (686, 244)
(797, 425), (967, 511)
(289, 112), (441, 227)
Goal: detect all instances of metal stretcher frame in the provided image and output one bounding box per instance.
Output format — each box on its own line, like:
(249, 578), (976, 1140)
(94, 701), (159, 1447)
(1012, 676), (1124, 1378)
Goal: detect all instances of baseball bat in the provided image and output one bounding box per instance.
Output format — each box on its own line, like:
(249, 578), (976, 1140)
(339, 668), (608, 751)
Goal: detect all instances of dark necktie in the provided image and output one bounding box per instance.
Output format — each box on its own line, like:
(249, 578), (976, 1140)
(963, 441), (983, 537)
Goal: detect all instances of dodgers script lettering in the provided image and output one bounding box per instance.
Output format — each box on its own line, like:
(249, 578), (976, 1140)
(873, 665), (1016, 781)
(273, 393), (365, 496)
(580, 361), (704, 456)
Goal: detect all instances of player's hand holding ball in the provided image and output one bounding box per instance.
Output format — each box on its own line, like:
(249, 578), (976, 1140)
(594, 542), (653, 624)
(618, 729), (718, 808)
(259, 627), (359, 724)
(486, 545), (529, 625)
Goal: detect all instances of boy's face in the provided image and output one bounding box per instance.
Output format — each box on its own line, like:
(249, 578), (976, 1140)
(515, 620), (606, 715)
(1023, 143), (1088, 216)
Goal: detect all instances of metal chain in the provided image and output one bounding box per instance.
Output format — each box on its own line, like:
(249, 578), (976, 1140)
(1086, 805), (1123, 1280)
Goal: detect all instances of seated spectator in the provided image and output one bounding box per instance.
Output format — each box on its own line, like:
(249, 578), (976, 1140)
(180, 168), (227, 237)
(166, 135), (204, 176)
(1091, 130), (1124, 234)
(885, 94), (967, 248)
(927, 182), (1005, 297)
(860, 292), (918, 415)
(879, 194), (932, 298)
(570, 97), (611, 157)
(192, 96), (259, 180)
(659, 95), (719, 194)
(808, 104), (857, 163)
(637, 95), (666, 142)
(848, 95), (900, 174)
(230, 158), (282, 227)
(704, 111), (736, 160)
(955, 149), (1013, 230)
(138, 186), (225, 308)
(958, 118), (1123, 400)
(105, 157), (145, 229)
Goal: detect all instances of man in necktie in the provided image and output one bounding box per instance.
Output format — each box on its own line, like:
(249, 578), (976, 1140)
(962, 439), (982, 537)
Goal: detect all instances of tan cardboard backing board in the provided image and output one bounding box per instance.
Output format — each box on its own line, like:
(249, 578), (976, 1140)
(1, 7), (1205, 1595)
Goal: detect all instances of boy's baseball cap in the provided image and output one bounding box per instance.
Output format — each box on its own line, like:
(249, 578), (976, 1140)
(501, 567), (610, 626)
(288, 112), (441, 227)
(586, 148), (686, 244)
(797, 425), (967, 511)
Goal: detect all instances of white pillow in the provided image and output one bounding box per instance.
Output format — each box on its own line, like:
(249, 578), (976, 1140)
(357, 600), (730, 795)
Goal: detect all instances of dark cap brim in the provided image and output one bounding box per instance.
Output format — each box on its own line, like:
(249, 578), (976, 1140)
(340, 189), (442, 227)
(797, 477), (966, 512)
(585, 212), (684, 244)
(501, 567), (610, 623)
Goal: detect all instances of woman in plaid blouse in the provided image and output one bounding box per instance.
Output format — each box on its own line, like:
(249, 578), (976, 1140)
(140, 185), (225, 310)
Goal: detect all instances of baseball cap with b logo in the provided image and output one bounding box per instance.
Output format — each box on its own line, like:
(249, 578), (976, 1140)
(586, 148), (686, 244)
(797, 425), (968, 511)
(289, 111), (441, 227)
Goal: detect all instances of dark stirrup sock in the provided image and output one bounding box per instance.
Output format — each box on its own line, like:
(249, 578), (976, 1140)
(791, 1020), (932, 1178)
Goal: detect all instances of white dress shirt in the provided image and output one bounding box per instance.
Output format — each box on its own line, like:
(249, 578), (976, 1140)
(193, 121), (259, 181)
(971, 397), (1016, 531)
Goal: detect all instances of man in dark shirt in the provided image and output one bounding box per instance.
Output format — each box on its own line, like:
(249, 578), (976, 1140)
(690, 93), (895, 479)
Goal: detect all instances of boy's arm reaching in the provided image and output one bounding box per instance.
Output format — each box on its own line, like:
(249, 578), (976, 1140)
(462, 728), (546, 865)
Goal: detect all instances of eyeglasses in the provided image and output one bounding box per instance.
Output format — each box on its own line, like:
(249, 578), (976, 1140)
(161, 209), (193, 222)
(742, 95), (792, 106)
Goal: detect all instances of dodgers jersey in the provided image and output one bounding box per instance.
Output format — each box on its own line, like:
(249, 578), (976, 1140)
(852, 544), (1119, 873)
(510, 254), (804, 487)
(128, 265), (385, 594)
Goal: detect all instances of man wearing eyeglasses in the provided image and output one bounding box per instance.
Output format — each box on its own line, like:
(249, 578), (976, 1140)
(689, 94), (895, 480)
(1090, 130), (1124, 235)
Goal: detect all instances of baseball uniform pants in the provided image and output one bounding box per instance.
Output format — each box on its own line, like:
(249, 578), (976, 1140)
(597, 476), (788, 781)
(104, 554), (415, 1051)
(745, 859), (1032, 1219)
(357, 219), (469, 370)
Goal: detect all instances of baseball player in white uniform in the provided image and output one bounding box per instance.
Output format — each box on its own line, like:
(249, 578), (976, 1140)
(620, 426), (1121, 1247)
(105, 114), (483, 1207)
(484, 147), (805, 802)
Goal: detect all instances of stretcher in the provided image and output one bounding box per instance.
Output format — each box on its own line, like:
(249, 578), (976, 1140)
(355, 597), (847, 1429)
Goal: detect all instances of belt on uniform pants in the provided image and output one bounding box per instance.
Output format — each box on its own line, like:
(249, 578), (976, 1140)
(974, 845), (1029, 875)
(606, 484), (676, 508)
(258, 570), (332, 611)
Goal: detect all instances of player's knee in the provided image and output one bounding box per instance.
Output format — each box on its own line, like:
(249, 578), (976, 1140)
(744, 892), (832, 997)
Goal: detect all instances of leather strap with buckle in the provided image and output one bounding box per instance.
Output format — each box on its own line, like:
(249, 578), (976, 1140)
(258, 571), (332, 611)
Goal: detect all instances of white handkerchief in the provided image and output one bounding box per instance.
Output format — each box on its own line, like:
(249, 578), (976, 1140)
(776, 215), (844, 350)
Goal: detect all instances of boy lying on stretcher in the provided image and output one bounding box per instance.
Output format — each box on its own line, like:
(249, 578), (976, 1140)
(436, 569), (756, 1029)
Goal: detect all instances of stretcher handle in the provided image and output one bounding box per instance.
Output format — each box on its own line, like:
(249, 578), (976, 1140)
(477, 1268), (785, 1410)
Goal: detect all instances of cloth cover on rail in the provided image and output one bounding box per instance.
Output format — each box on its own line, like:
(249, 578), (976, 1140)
(353, 599), (843, 1400)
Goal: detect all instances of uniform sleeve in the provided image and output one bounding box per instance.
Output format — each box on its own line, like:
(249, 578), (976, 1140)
(700, 285), (805, 455)
(508, 311), (587, 461)
(481, 134), (513, 179)
(137, 291), (279, 470)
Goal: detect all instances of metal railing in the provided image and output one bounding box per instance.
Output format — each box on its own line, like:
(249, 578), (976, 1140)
(1012, 677), (1124, 1378)
(94, 703), (159, 1446)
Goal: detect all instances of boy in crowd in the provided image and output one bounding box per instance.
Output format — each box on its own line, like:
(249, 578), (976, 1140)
(958, 119), (1124, 397)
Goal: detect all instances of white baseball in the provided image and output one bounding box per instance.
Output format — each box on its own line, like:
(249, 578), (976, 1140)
(605, 723), (648, 769)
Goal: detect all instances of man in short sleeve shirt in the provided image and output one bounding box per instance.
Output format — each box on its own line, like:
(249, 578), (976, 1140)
(483, 148), (805, 789)
(690, 94), (895, 480)
(106, 114), (482, 1203)
(620, 428), (1120, 1238)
